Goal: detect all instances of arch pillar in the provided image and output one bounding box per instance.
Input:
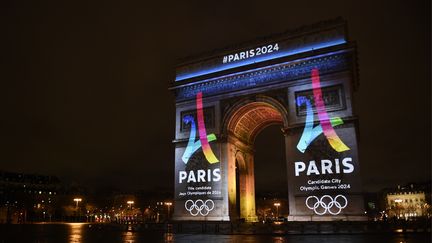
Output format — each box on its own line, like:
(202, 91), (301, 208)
(226, 135), (259, 222)
(226, 140), (258, 222)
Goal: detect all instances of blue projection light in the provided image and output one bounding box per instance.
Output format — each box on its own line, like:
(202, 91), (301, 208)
(175, 39), (346, 82)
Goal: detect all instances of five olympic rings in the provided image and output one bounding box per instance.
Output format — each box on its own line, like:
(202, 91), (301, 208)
(184, 199), (215, 216)
(305, 195), (348, 215)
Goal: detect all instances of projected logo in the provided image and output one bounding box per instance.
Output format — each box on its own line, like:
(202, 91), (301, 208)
(296, 68), (350, 153)
(305, 195), (347, 215)
(184, 199), (215, 216)
(182, 92), (219, 164)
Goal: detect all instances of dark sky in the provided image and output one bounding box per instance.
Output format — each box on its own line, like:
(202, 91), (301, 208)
(1, 1), (430, 193)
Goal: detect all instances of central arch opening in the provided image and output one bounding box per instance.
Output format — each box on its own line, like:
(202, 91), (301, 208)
(225, 97), (288, 222)
(254, 125), (287, 222)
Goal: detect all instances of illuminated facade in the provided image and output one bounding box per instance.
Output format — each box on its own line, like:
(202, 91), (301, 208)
(171, 18), (365, 222)
(386, 190), (429, 219)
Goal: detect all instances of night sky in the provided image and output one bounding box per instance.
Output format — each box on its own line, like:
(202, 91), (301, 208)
(1, 1), (430, 193)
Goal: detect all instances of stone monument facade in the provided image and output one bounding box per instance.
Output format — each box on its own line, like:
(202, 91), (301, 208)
(171, 18), (365, 222)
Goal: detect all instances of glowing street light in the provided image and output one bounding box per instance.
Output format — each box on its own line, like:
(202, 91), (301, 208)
(127, 200), (134, 209)
(274, 202), (281, 218)
(74, 198), (82, 208)
(165, 202), (172, 218)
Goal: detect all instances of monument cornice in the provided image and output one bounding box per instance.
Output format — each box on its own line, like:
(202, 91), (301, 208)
(171, 47), (355, 102)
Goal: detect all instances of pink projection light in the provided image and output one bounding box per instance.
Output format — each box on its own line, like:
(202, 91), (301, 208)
(296, 68), (350, 153)
(196, 92), (219, 163)
(181, 92), (219, 164)
(311, 68), (350, 152)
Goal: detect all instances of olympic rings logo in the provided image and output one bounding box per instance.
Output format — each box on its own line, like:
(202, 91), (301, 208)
(184, 199), (215, 216)
(305, 195), (348, 215)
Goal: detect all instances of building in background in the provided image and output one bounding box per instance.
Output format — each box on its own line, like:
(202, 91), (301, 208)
(0, 170), (61, 223)
(385, 183), (431, 220)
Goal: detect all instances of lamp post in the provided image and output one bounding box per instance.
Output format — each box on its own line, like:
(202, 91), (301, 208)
(74, 198), (82, 222)
(127, 200), (134, 209)
(74, 198), (82, 208)
(274, 202), (280, 219)
(165, 202), (172, 219)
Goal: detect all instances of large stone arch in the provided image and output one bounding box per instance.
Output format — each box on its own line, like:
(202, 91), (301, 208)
(171, 19), (366, 222)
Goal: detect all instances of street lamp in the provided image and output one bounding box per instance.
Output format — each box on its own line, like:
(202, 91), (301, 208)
(74, 198), (82, 208)
(127, 200), (134, 209)
(274, 202), (280, 218)
(165, 202), (172, 219)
